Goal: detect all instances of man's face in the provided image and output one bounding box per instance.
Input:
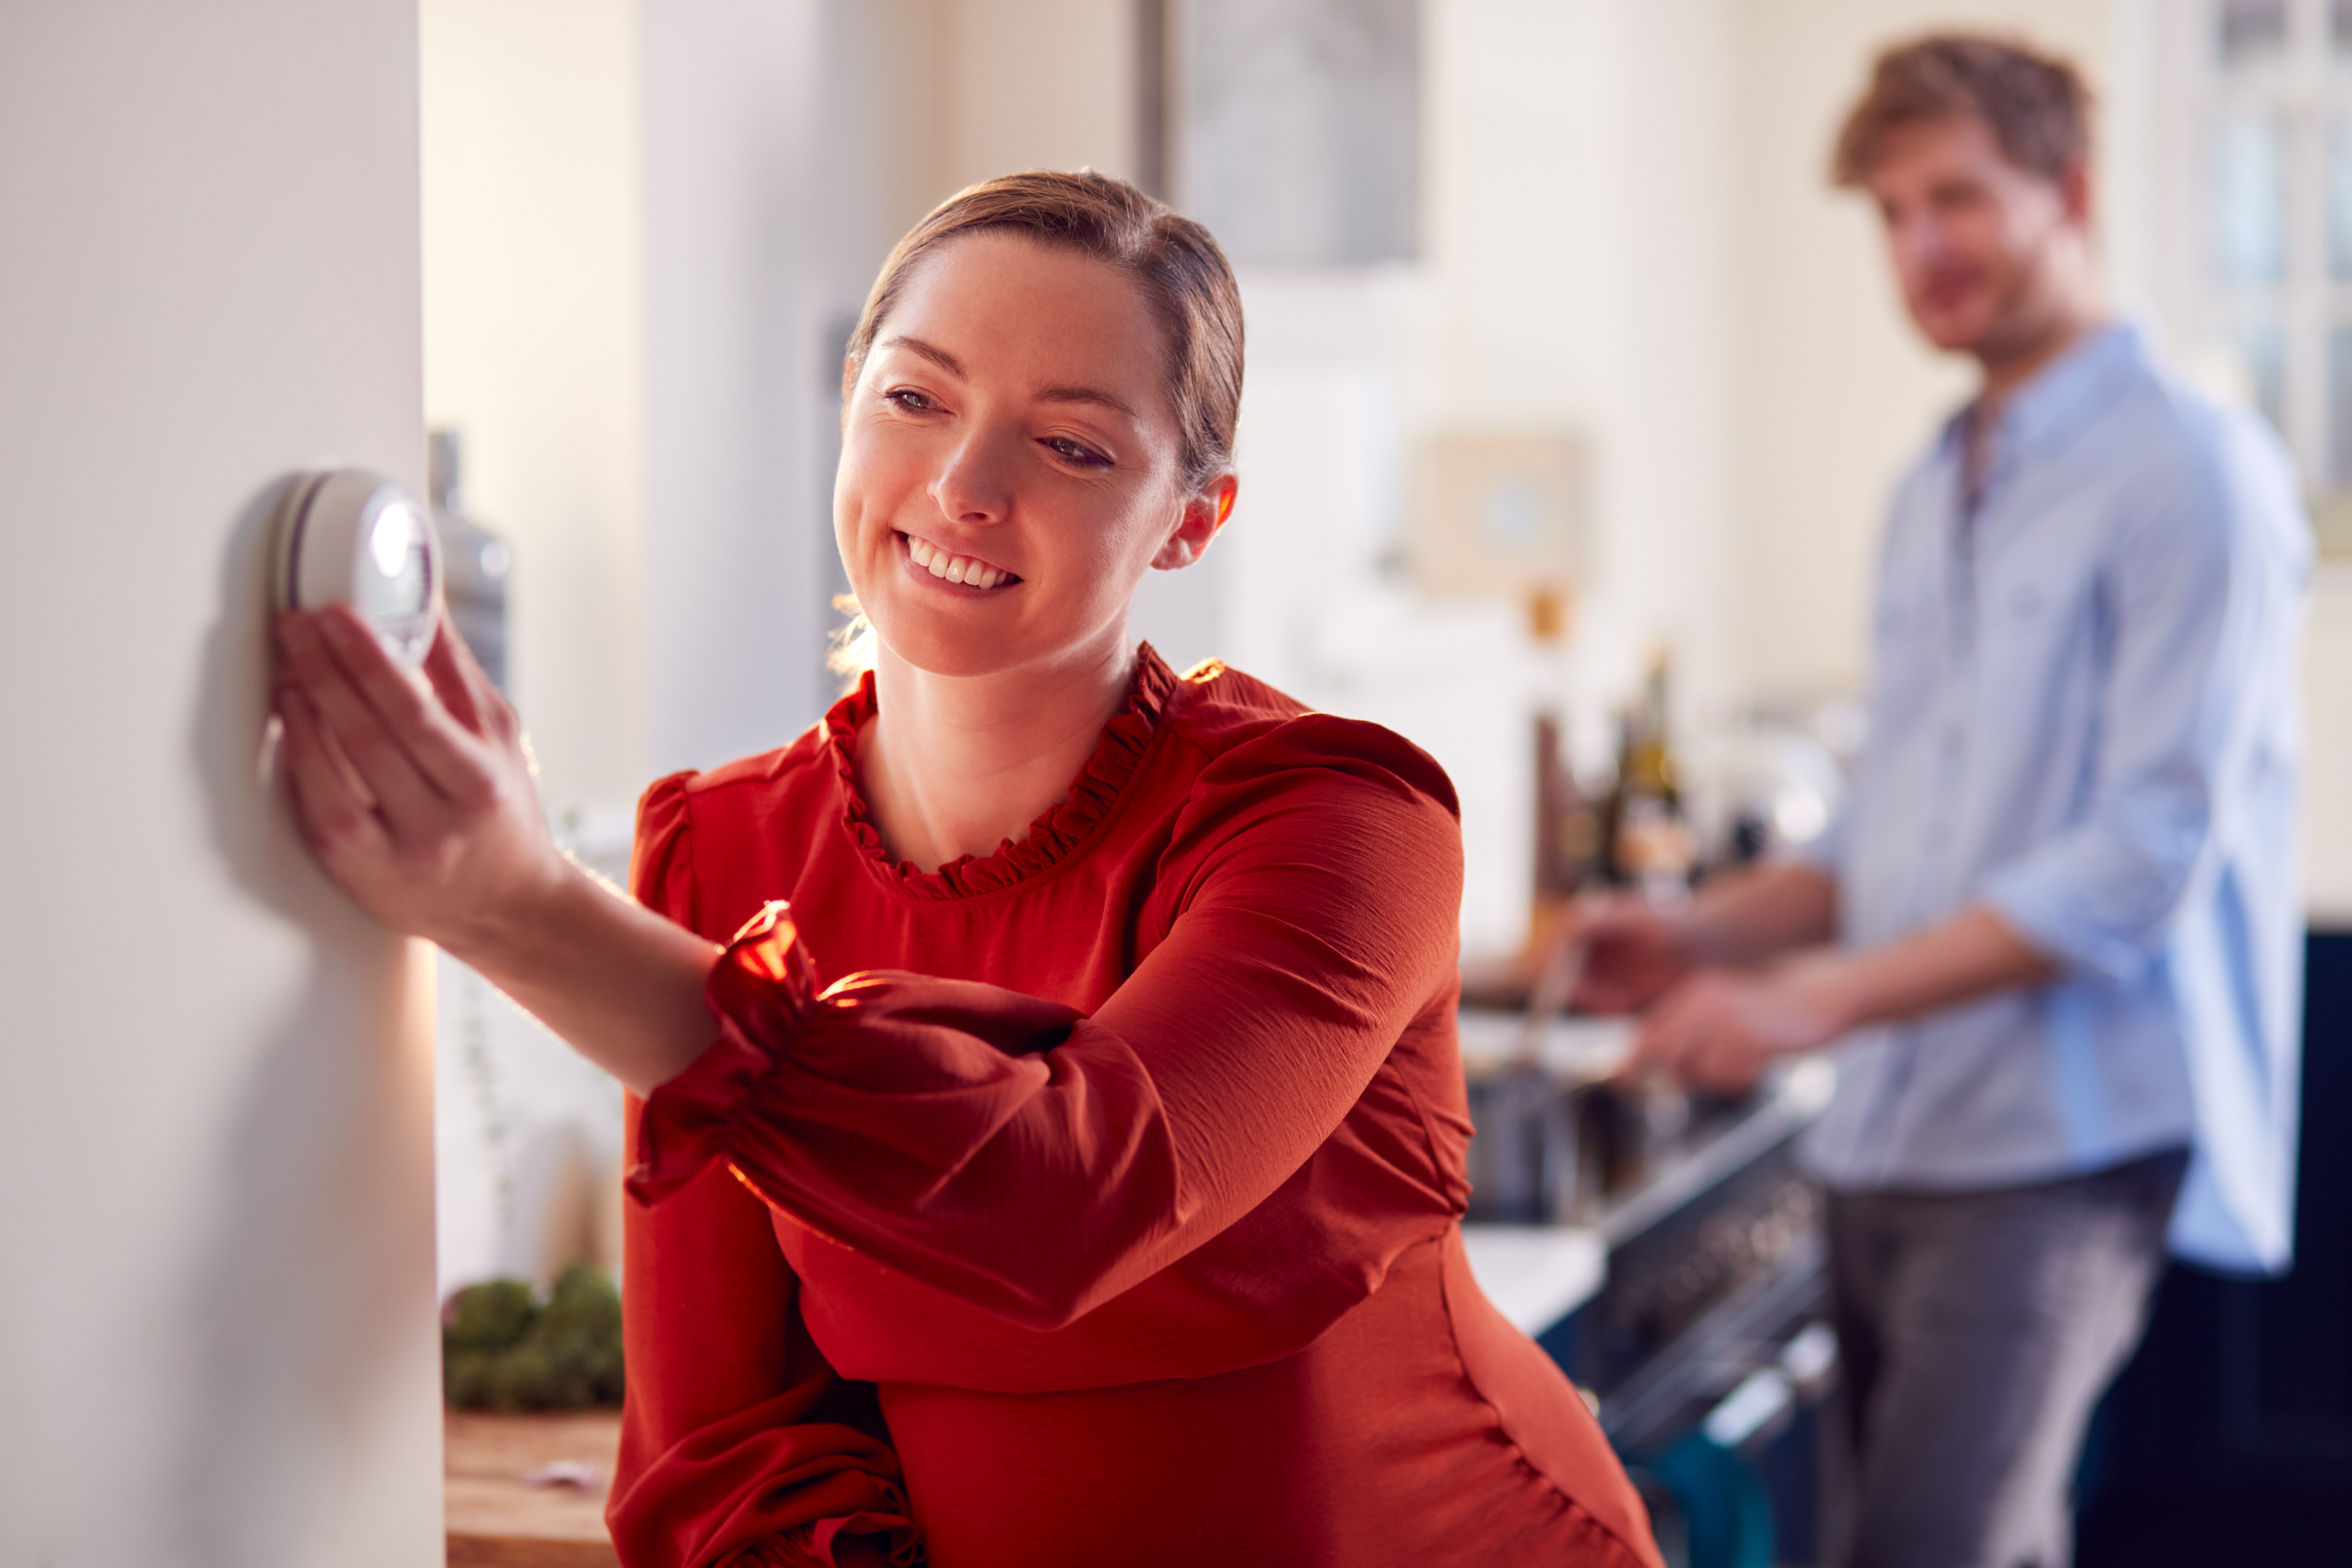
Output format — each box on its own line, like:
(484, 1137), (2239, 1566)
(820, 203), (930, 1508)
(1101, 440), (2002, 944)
(1862, 113), (2085, 357)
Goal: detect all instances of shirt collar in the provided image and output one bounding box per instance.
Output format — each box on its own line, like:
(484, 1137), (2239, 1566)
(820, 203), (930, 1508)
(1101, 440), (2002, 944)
(1939, 318), (2150, 471)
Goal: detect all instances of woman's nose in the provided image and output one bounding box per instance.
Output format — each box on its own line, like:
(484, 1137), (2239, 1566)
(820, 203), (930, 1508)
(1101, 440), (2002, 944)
(929, 429), (1017, 527)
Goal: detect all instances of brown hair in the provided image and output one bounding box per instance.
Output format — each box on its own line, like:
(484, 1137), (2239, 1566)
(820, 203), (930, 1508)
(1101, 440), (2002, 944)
(1831, 34), (2093, 188)
(842, 168), (1245, 493)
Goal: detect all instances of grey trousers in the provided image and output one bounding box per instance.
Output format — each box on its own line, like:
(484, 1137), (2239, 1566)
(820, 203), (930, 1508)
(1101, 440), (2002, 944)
(1819, 1148), (2188, 1568)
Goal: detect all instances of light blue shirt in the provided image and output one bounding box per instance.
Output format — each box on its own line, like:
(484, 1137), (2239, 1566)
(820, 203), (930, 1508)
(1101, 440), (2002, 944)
(1800, 322), (2311, 1275)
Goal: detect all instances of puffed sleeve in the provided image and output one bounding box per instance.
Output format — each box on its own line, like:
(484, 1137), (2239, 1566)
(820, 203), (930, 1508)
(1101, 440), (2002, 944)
(607, 774), (919, 1568)
(629, 717), (1464, 1333)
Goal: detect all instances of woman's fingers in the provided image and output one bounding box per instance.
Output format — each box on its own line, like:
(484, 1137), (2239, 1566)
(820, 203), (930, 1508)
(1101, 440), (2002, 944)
(311, 606), (492, 791)
(289, 606), (506, 816)
(419, 613), (484, 733)
(276, 681), (394, 871)
(270, 607), (565, 945)
(276, 611), (453, 827)
(276, 677), (379, 817)
(421, 610), (516, 741)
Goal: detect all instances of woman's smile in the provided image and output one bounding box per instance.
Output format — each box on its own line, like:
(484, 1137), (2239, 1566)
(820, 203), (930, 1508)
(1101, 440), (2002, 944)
(897, 528), (1021, 592)
(833, 229), (1218, 682)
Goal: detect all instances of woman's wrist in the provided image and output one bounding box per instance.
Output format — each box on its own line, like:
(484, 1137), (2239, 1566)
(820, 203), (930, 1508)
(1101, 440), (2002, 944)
(433, 845), (594, 976)
(438, 856), (727, 1095)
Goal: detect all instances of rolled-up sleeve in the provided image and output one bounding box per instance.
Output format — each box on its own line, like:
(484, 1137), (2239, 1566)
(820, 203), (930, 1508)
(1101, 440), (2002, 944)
(610, 774), (919, 1568)
(1980, 436), (2292, 980)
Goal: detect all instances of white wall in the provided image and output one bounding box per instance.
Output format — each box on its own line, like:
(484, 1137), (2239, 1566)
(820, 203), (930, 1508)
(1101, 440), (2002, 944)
(933, 0), (1142, 196)
(421, 0), (651, 819)
(435, 0), (1305, 777)
(636, 0), (1161, 770)
(1725, 0), (2352, 921)
(848, 0), (1143, 240)
(1415, 0), (1743, 742)
(0, 3), (442, 1564)
(1728, 0), (2116, 700)
(420, 0), (2345, 957)
(1204, 0), (1751, 954)
(640, 0), (848, 765)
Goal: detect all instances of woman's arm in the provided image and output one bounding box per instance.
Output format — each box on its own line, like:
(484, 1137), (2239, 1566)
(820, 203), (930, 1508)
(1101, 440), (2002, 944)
(628, 717), (1467, 1335)
(609, 1105), (915, 1568)
(603, 774), (916, 1568)
(272, 605), (719, 1094)
(277, 609), (914, 1563)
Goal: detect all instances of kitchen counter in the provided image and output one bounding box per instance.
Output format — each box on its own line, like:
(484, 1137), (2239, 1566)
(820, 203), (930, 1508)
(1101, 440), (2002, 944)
(1459, 1223), (1608, 1336)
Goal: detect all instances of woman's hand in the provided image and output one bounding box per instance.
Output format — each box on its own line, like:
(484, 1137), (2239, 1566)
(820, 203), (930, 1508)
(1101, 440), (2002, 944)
(271, 603), (567, 956)
(273, 603), (728, 1095)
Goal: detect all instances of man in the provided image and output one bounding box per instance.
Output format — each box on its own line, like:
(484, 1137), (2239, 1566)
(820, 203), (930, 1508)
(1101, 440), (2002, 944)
(1579, 35), (2309, 1568)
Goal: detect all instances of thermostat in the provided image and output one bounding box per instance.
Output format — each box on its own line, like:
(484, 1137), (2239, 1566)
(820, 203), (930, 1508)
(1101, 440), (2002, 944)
(269, 469), (441, 667)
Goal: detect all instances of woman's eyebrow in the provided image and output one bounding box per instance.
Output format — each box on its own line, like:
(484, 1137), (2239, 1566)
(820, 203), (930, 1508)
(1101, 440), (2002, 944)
(1035, 385), (1140, 419)
(879, 335), (966, 378)
(880, 334), (1134, 419)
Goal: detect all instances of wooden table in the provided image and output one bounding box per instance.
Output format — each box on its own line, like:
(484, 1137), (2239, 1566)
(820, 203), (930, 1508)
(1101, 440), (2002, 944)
(446, 1409), (624, 1567)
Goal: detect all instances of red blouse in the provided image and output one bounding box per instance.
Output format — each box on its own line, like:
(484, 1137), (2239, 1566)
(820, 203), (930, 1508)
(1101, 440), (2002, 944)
(607, 648), (1660, 1568)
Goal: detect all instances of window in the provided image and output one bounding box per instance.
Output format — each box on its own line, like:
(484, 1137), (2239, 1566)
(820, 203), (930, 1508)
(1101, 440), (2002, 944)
(2199, 0), (2352, 552)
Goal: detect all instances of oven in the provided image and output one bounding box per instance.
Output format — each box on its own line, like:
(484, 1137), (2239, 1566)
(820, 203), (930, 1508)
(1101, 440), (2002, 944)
(1461, 1011), (1840, 1568)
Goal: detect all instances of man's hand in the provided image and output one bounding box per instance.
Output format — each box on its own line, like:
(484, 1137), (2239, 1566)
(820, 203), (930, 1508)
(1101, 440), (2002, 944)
(1620, 906), (2058, 1095)
(1569, 894), (1695, 1015)
(1570, 861), (1840, 1018)
(1622, 951), (1857, 1095)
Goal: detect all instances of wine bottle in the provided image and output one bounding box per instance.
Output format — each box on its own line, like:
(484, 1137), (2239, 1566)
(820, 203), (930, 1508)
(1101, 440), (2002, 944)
(1601, 646), (1696, 898)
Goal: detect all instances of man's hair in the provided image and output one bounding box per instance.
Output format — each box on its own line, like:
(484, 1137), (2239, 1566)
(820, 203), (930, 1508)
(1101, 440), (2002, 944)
(1831, 34), (2093, 188)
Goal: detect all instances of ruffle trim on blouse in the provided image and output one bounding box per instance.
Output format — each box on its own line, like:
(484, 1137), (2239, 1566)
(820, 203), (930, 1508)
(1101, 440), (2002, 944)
(627, 900), (818, 1209)
(715, 1507), (922, 1568)
(826, 643), (1181, 900)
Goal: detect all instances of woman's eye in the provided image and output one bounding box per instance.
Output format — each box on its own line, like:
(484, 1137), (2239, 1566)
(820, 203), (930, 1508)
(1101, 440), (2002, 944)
(885, 389), (934, 413)
(1045, 436), (1110, 468)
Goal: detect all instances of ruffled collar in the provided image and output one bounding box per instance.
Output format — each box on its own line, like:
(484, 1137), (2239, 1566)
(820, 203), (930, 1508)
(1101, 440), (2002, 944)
(825, 644), (1180, 899)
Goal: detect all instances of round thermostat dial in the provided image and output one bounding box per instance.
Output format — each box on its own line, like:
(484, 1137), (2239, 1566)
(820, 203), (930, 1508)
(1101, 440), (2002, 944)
(269, 469), (441, 667)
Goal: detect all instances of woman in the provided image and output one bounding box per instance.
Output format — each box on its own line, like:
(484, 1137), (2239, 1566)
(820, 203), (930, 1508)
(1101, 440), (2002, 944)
(273, 171), (1660, 1568)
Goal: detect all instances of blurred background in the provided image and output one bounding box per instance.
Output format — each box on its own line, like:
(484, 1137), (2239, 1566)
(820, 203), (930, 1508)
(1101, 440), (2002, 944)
(413, 8), (2352, 1560)
(3, 1), (2346, 1563)
(426, 0), (2352, 1276)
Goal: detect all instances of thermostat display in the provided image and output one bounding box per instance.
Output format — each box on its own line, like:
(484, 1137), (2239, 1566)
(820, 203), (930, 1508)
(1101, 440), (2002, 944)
(270, 469), (441, 667)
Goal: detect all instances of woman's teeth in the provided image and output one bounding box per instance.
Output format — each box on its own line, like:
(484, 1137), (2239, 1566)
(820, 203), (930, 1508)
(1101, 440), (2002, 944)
(906, 535), (1012, 589)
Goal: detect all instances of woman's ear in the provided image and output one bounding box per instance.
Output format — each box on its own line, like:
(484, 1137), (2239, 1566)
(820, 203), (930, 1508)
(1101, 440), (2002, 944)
(1150, 472), (1239, 571)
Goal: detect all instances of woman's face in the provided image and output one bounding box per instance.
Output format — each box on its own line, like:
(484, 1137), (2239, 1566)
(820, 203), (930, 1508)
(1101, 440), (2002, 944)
(834, 231), (1231, 681)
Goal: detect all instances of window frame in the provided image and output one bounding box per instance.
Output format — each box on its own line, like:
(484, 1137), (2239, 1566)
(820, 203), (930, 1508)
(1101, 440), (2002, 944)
(2145, 0), (2352, 555)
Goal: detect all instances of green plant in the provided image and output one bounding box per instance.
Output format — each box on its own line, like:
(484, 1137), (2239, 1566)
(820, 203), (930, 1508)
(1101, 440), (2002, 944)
(441, 1263), (624, 1411)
